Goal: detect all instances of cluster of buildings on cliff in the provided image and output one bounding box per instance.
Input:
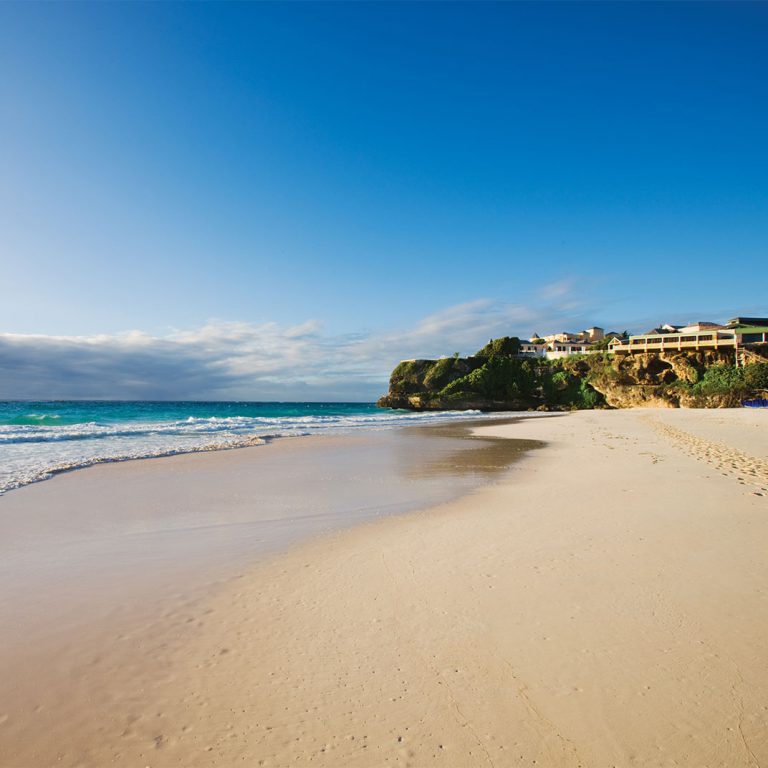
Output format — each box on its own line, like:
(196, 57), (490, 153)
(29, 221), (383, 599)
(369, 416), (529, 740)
(521, 317), (768, 361)
(519, 326), (619, 359)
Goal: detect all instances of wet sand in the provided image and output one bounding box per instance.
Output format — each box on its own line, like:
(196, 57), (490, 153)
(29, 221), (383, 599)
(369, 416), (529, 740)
(2, 409), (767, 766)
(0, 417), (540, 767)
(0, 421), (539, 645)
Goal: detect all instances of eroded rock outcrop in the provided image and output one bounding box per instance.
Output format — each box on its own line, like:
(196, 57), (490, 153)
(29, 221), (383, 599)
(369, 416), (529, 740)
(377, 340), (768, 411)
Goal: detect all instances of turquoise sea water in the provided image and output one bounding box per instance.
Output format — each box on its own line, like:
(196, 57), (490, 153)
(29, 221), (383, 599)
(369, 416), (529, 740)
(0, 401), (484, 494)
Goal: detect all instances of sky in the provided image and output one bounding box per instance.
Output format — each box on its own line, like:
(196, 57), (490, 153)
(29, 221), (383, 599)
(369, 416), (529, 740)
(1, 1), (766, 400)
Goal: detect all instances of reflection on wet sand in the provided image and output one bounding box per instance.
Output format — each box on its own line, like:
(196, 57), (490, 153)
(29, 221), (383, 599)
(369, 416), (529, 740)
(400, 416), (554, 478)
(0, 416), (545, 655)
(0, 415), (551, 768)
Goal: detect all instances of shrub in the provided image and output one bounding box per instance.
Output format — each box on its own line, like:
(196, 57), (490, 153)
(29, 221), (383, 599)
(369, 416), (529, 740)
(744, 362), (768, 392)
(423, 357), (463, 390)
(474, 336), (521, 358)
(692, 364), (744, 396)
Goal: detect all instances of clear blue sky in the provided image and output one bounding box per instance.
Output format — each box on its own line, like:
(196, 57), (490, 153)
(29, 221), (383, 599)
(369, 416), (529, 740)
(1, 2), (766, 399)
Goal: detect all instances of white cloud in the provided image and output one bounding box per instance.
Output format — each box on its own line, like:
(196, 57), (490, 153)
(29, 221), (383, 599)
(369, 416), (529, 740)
(0, 285), (595, 400)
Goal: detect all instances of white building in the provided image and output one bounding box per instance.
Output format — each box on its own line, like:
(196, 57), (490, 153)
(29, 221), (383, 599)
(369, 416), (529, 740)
(545, 340), (592, 359)
(532, 326), (605, 359)
(519, 341), (547, 357)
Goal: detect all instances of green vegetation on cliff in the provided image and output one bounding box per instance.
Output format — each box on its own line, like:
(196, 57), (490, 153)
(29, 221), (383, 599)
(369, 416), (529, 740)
(474, 336), (521, 358)
(379, 338), (605, 410)
(378, 337), (768, 411)
(587, 350), (768, 408)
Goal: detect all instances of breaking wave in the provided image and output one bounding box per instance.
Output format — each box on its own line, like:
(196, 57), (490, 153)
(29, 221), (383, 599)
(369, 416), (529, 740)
(0, 406), (486, 495)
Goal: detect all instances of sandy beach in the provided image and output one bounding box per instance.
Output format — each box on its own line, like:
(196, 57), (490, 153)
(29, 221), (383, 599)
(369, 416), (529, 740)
(1, 408), (767, 767)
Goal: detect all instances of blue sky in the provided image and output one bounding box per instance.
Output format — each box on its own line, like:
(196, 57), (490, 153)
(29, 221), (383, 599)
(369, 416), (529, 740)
(1, 2), (766, 399)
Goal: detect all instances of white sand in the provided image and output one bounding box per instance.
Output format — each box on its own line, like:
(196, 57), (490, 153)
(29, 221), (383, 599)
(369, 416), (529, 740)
(1, 408), (767, 767)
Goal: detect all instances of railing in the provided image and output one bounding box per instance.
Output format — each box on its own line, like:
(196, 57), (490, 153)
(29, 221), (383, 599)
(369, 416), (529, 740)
(612, 336), (738, 353)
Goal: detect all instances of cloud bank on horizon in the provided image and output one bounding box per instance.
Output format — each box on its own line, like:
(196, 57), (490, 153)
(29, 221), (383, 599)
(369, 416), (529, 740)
(3, 284), (760, 401)
(0, 285), (597, 401)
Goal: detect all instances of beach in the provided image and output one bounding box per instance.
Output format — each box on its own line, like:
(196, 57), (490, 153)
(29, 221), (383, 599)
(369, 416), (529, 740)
(1, 408), (767, 767)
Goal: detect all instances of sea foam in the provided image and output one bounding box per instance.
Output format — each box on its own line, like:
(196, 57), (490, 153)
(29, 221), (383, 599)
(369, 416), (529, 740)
(0, 404), (486, 495)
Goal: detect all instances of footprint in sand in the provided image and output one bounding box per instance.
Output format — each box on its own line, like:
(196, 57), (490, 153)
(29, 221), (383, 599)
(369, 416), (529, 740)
(644, 418), (768, 499)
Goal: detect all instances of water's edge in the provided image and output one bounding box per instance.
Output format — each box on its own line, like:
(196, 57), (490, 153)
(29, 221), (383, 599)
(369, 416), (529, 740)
(0, 402), (505, 495)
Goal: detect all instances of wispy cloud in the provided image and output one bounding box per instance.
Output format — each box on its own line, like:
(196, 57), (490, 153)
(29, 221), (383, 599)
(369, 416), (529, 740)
(537, 278), (574, 302)
(0, 286), (596, 400)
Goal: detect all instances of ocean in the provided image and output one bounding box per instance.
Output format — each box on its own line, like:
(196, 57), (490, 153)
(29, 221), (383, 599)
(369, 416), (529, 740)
(0, 401), (486, 494)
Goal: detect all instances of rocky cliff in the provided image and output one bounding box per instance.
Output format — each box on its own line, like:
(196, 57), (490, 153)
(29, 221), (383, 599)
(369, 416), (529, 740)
(586, 349), (768, 408)
(377, 338), (768, 411)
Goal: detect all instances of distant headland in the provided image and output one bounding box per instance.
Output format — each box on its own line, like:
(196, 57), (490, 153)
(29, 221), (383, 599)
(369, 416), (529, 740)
(378, 316), (768, 411)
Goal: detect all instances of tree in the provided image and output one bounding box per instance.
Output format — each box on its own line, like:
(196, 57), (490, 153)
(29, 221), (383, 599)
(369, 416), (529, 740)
(474, 336), (521, 358)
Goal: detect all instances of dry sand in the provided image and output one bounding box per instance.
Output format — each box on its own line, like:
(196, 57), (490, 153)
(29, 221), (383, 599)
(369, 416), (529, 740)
(2, 408), (767, 767)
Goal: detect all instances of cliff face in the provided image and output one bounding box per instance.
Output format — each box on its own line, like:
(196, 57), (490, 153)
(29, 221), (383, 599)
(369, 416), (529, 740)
(589, 350), (767, 408)
(377, 340), (768, 411)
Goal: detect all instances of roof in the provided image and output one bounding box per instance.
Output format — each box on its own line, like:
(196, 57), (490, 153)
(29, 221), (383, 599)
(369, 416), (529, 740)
(728, 317), (768, 327)
(628, 329), (737, 341)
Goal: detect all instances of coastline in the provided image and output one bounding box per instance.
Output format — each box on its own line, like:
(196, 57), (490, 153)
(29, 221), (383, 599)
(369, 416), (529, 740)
(0, 403), (495, 496)
(0, 419), (537, 642)
(2, 409), (767, 766)
(0, 416), (542, 768)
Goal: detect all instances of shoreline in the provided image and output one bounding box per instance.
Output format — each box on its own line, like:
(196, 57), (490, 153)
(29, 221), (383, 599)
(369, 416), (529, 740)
(2, 409), (767, 766)
(0, 417), (541, 708)
(0, 407), (502, 497)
